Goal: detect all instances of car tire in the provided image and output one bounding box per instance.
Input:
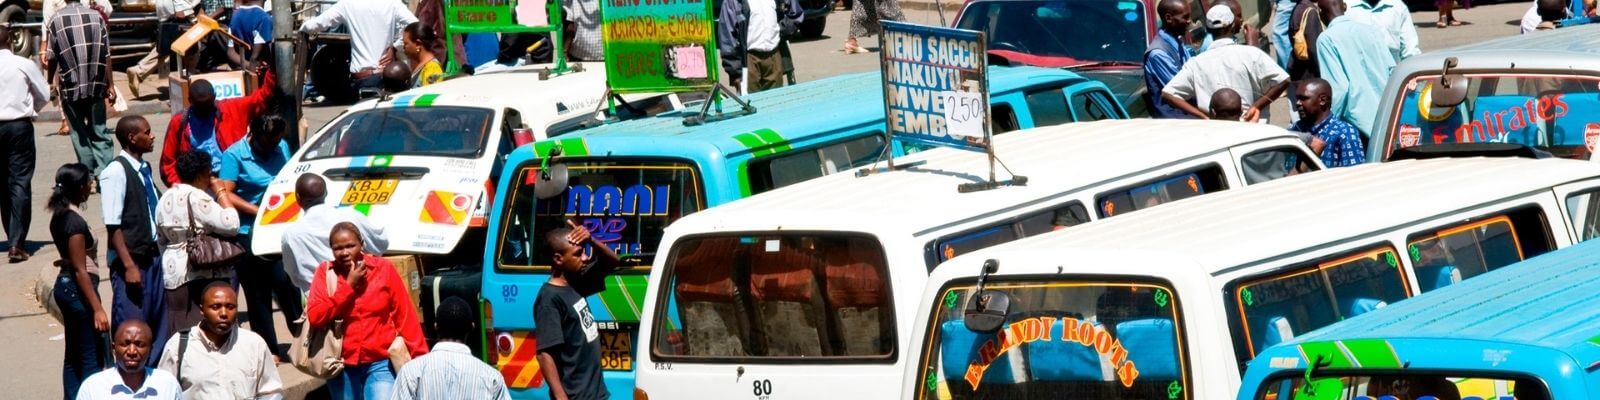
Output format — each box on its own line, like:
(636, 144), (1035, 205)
(800, 16), (827, 38)
(1, 4), (36, 58)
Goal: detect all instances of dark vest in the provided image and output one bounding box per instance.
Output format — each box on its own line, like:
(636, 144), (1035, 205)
(114, 157), (160, 261)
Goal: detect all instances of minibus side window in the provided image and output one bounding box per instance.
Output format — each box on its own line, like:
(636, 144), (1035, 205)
(1565, 190), (1600, 242)
(1225, 246), (1410, 365)
(1405, 207), (1554, 293)
(1070, 91), (1116, 122)
(1095, 165), (1228, 218)
(1255, 373), (1550, 400)
(1025, 87), (1073, 127)
(928, 203), (1091, 269)
(992, 103), (1021, 134)
(918, 280), (1191, 399)
(1239, 147), (1319, 185)
(652, 234), (895, 361)
(748, 134), (887, 194)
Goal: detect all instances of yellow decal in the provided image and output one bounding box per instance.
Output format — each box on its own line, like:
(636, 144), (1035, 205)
(963, 316), (1141, 389)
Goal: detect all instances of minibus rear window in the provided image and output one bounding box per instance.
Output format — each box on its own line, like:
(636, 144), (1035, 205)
(917, 280), (1190, 400)
(1405, 208), (1553, 293)
(1255, 373), (1548, 400)
(1386, 73), (1600, 160)
(1096, 165), (1228, 218)
(1227, 246), (1411, 360)
(495, 160), (704, 272)
(748, 134), (887, 194)
(651, 234), (895, 361)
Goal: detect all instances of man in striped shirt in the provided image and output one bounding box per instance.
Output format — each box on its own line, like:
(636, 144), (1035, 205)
(394, 297), (511, 400)
(47, 0), (117, 175)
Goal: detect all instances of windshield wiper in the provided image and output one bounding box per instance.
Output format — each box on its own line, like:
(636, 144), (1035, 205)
(1068, 60), (1142, 69)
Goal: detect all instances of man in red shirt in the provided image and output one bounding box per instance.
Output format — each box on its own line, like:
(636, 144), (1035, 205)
(160, 68), (275, 186)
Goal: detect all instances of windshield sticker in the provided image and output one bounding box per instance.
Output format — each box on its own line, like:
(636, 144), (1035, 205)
(390, 94), (442, 108)
(1586, 123), (1600, 154)
(1421, 94), (1569, 144)
(564, 183), (673, 255)
(1398, 124), (1421, 148)
(964, 316), (1143, 389)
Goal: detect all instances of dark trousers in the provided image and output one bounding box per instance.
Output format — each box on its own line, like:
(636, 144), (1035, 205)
(746, 48), (785, 93)
(109, 251), (165, 367)
(56, 272), (106, 400)
(0, 119), (34, 251)
(60, 100), (114, 175)
(239, 251), (303, 359)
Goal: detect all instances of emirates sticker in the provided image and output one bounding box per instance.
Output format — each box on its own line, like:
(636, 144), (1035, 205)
(1399, 124), (1422, 148)
(1586, 123), (1600, 154)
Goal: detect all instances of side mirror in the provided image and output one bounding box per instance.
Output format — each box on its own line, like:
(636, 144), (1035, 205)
(534, 148), (569, 200)
(964, 259), (1011, 333)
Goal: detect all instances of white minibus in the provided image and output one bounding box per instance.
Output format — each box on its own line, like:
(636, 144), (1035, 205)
(632, 119), (1325, 399)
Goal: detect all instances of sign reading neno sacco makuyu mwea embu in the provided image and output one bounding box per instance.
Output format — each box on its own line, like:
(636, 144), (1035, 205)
(879, 21), (990, 152)
(601, 0), (718, 93)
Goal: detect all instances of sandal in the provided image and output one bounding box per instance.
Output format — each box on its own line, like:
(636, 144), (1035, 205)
(1436, 17), (1448, 28)
(1448, 17), (1463, 26)
(843, 40), (866, 54)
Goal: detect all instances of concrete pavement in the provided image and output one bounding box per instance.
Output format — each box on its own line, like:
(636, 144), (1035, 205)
(2, 2), (1535, 398)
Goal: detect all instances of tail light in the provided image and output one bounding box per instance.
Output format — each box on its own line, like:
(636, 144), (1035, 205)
(635, 388), (649, 400)
(483, 299), (497, 365)
(512, 128), (535, 147)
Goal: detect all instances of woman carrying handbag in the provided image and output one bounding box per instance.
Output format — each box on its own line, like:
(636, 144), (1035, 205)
(305, 222), (429, 400)
(155, 151), (242, 340)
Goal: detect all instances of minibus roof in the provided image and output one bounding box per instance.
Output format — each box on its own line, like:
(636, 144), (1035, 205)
(348, 62), (613, 113)
(664, 119), (1298, 238)
(1282, 238), (1600, 353)
(1386, 23), (1600, 96)
(546, 66), (1094, 159)
(996, 157), (1600, 276)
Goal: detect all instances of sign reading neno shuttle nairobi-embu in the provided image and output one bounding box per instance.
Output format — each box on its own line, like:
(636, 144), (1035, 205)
(601, 0), (719, 93)
(879, 21), (990, 153)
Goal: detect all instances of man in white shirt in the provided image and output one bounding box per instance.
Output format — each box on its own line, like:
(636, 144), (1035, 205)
(299, 0), (418, 98)
(158, 283), (284, 400)
(281, 173), (388, 294)
(102, 116), (170, 367)
(0, 24), (49, 263)
(77, 320), (183, 400)
(563, 0), (604, 61)
(1344, 0), (1421, 59)
(125, 0), (196, 97)
(394, 297), (511, 400)
(718, 0), (803, 93)
(1161, 5), (1291, 122)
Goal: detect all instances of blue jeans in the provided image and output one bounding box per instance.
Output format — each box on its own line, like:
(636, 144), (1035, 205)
(329, 360), (395, 400)
(56, 272), (107, 400)
(1271, 0), (1297, 69)
(109, 251), (165, 367)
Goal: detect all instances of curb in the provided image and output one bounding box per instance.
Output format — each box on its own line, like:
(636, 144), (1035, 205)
(34, 100), (171, 123)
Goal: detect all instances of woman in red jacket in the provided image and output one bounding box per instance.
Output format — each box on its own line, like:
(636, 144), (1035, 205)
(306, 222), (428, 400)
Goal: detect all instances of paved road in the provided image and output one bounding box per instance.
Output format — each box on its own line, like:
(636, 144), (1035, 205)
(0, 2), (1534, 397)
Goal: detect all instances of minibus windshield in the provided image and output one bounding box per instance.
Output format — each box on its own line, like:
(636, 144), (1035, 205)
(1255, 373), (1548, 400)
(917, 280), (1190, 399)
(495, 161), (704, 271)
(651, 234), (894, 361)
(304, 106), (495, 160)
(1387, 73), (1600, 160)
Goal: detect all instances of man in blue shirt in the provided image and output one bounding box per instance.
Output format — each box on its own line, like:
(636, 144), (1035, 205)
(217, 115), (299, 361)
(1316, 0), (1398, 139)
(1143, 0), (1192, 119)
(228, 0), (272, 72)
(1293, 78), (1366, 167)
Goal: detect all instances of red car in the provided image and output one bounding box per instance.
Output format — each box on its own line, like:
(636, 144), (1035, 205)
(954, 0), (1158, 116)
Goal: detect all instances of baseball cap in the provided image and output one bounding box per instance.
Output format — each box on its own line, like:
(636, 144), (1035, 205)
(1206, 5), (1235, 29)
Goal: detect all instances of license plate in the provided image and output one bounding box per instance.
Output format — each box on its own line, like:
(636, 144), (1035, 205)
(341, 179), (399, 205)
(599, 330), (633, 371)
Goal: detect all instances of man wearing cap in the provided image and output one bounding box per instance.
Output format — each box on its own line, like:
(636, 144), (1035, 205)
(1143, 0), (1193, 119)
(1160, 4), (1291, 122)
(1316, 0), (1398, 138)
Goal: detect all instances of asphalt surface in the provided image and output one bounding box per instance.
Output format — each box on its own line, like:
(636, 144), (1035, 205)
(0, 2), (1537, 397)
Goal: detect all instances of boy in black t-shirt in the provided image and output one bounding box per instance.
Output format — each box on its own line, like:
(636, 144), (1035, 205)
(534, 219), (621, 400)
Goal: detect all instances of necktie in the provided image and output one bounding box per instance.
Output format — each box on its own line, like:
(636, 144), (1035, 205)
(139, 162), (159, 238)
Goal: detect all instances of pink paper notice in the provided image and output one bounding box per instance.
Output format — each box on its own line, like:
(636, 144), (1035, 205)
(516, 0), (549, 26)
(672, 46), (708, 79)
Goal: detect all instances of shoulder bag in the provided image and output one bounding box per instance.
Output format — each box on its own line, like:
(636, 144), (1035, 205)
(291, 267), (346, 378)
(185, 192), (245, 270)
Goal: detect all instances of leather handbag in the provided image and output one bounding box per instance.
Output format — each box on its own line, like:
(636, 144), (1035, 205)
(184, 193), (245, 270)
(291, 267), (346, 378)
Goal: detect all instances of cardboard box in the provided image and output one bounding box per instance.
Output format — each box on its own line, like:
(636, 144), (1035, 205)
(168, 70), (257, 114)
(385, 255), (425, 316)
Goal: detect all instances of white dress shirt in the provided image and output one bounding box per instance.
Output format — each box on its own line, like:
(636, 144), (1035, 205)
(393, 342), (511, 400)
(158, 326), (284, 400)
(155, 184), (240, 290)
(1161, 38), (1290, 122)
(1344, 0), (1421, 59)
(0, 49), (50, 121)
(298, 0), (418, 72)
(281, 202), (388, 293)
(746, 0), (781, 52)
(99, 151), (158, 232)
(75, 367), (183, 400)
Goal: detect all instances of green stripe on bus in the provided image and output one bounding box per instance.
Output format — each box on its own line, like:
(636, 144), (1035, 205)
(371, 155), (393, 167)
(414, 94), (440, 107)
(558, 138), (590, 156)
(733, 132), (766, 150)
(1298, 341), (1354, 369)
(751, 129), (791, 154)
(596, 276), (642, 322)
(1341, 339), (1400, 368)
(736, 162), (752, 197)
(353, 203), (373, 215)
